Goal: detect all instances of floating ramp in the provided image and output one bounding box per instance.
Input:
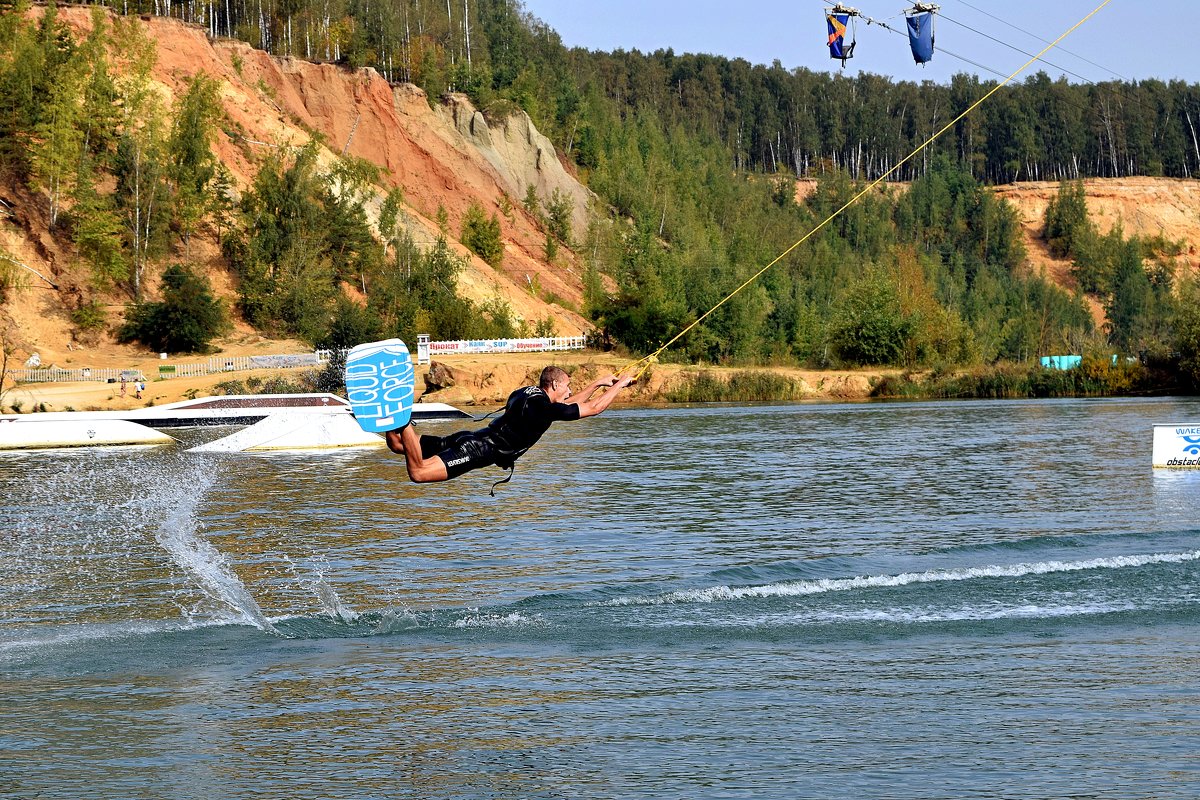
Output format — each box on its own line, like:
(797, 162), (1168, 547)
(187, 412), (384, 453)
(0, 418), (175, 450)
(138, 394), (469, 427)
(0, 393), (467, 451)
(0, 394), (470, 429)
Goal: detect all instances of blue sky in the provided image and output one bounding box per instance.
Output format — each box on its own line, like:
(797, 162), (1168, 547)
(517, 0), (1200, 85)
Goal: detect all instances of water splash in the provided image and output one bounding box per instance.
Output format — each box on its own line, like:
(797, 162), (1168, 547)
(1, 449), (280, 635)
(286, 553), (359, 623)
(150, 457), (278, 634)
(450, 610), (545, 629)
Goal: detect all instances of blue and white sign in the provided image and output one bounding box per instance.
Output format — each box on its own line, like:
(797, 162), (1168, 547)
(1152, 424), (1200, 468)
(344, 339), (415, 433)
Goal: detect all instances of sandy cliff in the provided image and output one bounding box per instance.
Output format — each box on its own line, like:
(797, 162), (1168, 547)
(993, 176), (1200, 294)
(2, 7), (597, 372)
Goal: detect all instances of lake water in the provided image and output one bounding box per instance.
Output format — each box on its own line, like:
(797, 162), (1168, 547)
(3, 398), (1200, 799)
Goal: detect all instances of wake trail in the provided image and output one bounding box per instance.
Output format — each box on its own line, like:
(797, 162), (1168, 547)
(599, 550), (1200, 607)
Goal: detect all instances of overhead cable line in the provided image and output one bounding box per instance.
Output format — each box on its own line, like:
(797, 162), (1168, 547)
(952, 0), (1129, 82)
(936, 7), (1175, 130)
(813, 0), (1010, 79)
(824, 0), (1167, 147)
(914, 40), (1007, 80)
(620, 0), (1114, 380)
(810, 0), (1115, 174)
(937, 12), (1096, 85)
(939, 2), (1172, 128)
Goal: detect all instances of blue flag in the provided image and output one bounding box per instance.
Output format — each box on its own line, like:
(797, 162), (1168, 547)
(907, 11), (935, 64)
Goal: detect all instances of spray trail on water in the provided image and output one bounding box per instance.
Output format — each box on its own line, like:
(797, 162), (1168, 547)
(139, 456), (279, 634)
(599, 550), (1200, 607)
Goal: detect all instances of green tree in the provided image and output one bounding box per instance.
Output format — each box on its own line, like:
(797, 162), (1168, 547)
(210, 164), (237, 243)
(405, 237), (482, 340)
(377, 187), (404, 261)
(77, 8), (119, 164)
(167, 73), (222, 254)
(319, 295), (383, 350)
(1105, 239), (1151, 353)
(322, 155), (383, 289)
(114, 129), (168, 297)
(460, 201), (503, 266)
(0, 1), (73, 176)
(70, 177), (128, 288)
(1043, 180), (1092, 259)
(544, 187), (573, 244)
(27, 9), (91, 227)
(522, 184), (541, 222)
(227, 142), (332, 333)
(0, 3), (40, 172)
(118, 264), (225, 353)
(595, 222), (689, 354)
(112, 16), (168, 298)
(830, 271), (911, 366)
(1173, 278), (1200, 390)
(1072, 224), (1125, 295)
(28, 46), (84, 227)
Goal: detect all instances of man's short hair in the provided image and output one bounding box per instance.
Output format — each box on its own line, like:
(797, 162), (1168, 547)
(539, 366), (569, 390)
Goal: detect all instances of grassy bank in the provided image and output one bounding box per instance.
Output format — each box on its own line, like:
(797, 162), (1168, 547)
(870, 357), (1175, 399)
(663, 370), (812, 403)
(654, 357), (1184, 405)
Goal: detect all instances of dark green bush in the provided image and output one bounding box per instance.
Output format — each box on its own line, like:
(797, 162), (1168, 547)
(460, 202), (503, 266)
(118, 264), (225, 353)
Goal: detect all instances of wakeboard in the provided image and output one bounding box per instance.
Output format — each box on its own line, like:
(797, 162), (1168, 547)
(344, 338), (415, 433)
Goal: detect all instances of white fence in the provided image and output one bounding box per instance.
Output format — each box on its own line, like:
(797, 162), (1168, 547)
(9, 336), (587, 384)
(426, 336), (586, 357)
(8, 367), (138, 384)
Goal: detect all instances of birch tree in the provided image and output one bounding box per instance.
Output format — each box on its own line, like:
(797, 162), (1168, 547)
(29, 53), (85, 228)
(167, 74), (222, 256)
(113, 17), (168, 298)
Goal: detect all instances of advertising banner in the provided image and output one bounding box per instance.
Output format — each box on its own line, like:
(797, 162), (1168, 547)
(1152, 424), (1200, 468)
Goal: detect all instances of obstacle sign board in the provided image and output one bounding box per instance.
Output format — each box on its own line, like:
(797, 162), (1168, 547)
(1152, 424), (1200, 468)
(345, 339), (415, 433)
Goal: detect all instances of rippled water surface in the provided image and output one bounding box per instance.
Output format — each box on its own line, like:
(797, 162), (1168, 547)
(3, 398), (1200, 799)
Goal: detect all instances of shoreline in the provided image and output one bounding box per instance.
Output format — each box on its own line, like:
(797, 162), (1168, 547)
(1, 350), (895, 413)
(7, 348), (1177, 415)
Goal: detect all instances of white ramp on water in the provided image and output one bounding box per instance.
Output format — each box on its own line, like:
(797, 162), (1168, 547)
(187, 412), (384, 453)
(0, 418), (175, 450)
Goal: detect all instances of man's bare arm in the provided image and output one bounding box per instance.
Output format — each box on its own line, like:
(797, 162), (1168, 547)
(573, 375), (633, 418)
(570, 374), (617, 399)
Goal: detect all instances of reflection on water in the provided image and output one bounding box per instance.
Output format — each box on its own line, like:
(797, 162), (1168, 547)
(3, 397), (1200, 799)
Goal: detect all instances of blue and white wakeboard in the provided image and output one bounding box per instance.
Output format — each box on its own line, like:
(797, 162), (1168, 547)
(344, 338), (415, 433)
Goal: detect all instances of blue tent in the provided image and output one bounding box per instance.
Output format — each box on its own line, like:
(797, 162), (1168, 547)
(906, 7), (936, 64)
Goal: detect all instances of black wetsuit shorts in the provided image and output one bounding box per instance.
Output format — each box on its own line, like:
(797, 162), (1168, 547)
(418, 431), (497, 479)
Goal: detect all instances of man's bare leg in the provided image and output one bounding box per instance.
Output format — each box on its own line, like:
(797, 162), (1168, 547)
(390, 423), (450, 483)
